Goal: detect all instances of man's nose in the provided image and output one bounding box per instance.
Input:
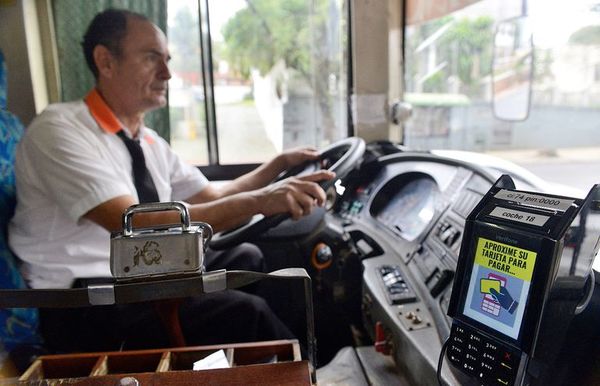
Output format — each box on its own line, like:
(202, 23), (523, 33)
(158, 59), (171, 80)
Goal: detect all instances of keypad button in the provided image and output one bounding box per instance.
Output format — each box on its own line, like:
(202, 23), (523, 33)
(465, 352), (477, 362)
(466, 342), (480, 355)
(468, 332), (482, 344)
(452, 335), (465, 345)
(482, 351), (497, 362)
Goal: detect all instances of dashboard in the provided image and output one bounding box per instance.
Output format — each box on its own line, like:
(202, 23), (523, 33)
(261, 142), (597, 386)
(327, 149), (518, 385)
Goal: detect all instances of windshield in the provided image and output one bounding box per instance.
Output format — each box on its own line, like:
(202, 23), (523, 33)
(404, 0), (600, 194)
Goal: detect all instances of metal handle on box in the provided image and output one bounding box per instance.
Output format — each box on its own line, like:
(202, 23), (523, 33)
(122, 201), (191, 237)
(197, 222), (213, 252)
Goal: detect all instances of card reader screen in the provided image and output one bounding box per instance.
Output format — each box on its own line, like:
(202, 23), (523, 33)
(462, 237), (538, 340)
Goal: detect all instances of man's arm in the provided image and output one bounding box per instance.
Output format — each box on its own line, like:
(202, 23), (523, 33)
(188, 147), (321, 203)
(84, 193), (260, 233)
(84, 170), (334, 233)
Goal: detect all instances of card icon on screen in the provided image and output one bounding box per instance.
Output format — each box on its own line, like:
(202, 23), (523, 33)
(480, 278), (501, 294)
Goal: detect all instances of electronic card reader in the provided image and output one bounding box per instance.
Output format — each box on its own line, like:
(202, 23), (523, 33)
(445, 175), (600, 386)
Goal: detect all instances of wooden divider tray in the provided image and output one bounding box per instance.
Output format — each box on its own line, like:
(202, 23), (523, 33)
(18, 339), (311, 385)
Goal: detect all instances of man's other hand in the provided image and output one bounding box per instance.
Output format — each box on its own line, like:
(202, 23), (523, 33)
(255, 170), (336, 220)
(277, 147), (321, 170)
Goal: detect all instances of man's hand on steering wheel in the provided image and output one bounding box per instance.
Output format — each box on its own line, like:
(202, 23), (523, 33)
(256, 170), (335, 220)
(275, 147), (321, 171)
(209, 137), (365, 250)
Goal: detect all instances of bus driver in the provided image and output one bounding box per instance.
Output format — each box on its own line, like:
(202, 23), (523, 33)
(8, 8), (334, 353)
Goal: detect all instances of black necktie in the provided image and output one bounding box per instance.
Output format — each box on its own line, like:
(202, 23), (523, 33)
(117, 130), (159, 203)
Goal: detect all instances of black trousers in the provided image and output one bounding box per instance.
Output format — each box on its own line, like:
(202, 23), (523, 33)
(39, 243), (293, 353)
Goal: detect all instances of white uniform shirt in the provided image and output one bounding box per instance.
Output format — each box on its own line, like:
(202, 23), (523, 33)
(8, 90), (209, 288)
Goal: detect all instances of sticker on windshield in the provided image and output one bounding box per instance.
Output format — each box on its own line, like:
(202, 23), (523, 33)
(494, 190), (573, 212)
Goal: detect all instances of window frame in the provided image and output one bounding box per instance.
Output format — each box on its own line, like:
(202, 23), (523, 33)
(198, 0), (219, 166)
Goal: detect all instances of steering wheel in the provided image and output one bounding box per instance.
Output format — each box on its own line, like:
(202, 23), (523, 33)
(209, 137), (366, 250)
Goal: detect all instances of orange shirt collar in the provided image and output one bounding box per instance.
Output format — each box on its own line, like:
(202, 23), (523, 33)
(84, 89), (122, 134)
(84, 89), (155, 144)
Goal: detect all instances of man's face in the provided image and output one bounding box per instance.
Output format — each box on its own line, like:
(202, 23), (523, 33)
(108, 18), (171, 114)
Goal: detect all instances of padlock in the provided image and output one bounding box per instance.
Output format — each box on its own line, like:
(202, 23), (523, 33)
(110, 201), (212, 281)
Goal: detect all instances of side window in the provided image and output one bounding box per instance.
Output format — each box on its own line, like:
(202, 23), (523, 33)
(167, 0), (350, 166)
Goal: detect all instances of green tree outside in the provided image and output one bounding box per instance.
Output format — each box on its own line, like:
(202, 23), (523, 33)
(220, 0), (346, 143)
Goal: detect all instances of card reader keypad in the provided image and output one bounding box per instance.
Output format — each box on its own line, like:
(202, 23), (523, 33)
(447, 323), (519, 386)
(378, 265), (417, 304)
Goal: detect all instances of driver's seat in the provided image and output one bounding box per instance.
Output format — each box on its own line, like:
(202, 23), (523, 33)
(0, 49), (45, 371)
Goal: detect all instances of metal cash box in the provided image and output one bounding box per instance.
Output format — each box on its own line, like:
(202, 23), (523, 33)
(110, 202), (213, 281)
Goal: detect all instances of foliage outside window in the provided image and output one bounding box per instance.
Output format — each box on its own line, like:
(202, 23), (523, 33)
(168, 0), (348, 165)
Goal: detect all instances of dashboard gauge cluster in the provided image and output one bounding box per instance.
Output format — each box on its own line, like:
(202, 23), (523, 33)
(369, 173), (440, 241)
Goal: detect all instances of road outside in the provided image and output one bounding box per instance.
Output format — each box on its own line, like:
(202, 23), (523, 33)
(171, 103), (277, 165)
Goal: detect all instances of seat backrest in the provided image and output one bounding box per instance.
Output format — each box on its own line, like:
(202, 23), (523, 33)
(0, 49), (42, 353)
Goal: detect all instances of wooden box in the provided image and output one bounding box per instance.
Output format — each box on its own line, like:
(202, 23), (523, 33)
(18, 339), (311, 385)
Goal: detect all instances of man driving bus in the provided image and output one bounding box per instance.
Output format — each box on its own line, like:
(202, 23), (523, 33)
(8, 8), (334, 352)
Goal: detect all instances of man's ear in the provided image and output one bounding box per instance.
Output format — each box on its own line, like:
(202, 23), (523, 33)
(93, 45), (116, 79)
